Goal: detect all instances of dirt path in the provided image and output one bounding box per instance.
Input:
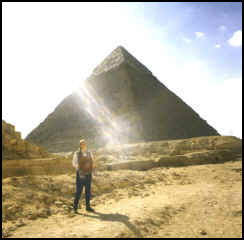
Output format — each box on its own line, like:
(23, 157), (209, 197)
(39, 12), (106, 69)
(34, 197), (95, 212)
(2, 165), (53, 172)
(9, 161), (242, 238)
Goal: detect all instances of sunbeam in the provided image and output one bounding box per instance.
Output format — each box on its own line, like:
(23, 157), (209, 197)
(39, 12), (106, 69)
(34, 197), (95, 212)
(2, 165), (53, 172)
(73, 78), (129, 161)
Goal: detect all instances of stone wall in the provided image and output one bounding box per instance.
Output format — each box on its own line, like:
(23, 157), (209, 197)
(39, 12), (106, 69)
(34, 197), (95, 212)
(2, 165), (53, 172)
(2, 120), (51, 160)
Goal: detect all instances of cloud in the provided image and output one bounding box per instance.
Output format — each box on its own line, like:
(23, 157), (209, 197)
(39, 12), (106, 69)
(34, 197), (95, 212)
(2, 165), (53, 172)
(182, 37), (192, 44)
(215, 44), (221, 48)
(219, 25), (227, 32)
(228, 30), (242, 47)
(195, 32), (205, 39)
(211, 77), (242, 138)
(160, 60), (242, 139)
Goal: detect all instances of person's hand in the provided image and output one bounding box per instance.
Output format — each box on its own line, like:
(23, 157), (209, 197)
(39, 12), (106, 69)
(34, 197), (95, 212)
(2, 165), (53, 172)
(93, 170), (99, 177)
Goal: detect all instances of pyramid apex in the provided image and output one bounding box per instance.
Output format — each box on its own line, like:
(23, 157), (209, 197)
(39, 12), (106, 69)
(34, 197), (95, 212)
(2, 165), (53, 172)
(116, 45), (126, 50)
(92, 46), (152, 76)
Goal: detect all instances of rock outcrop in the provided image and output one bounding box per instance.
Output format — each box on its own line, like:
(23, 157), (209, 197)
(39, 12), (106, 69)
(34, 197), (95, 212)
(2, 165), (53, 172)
(26, 46), (219, 152)
(2, 120), (51, 160)
(3, 135), (241, 178)
(100, 135), (242, 171)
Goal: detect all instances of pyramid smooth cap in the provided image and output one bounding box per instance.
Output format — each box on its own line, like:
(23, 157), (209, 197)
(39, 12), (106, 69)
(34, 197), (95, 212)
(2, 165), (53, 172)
(92, 46), (152, 76)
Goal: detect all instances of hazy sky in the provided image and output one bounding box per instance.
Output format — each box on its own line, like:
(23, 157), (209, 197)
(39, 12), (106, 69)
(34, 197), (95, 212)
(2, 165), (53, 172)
(2, 2), (242, 139)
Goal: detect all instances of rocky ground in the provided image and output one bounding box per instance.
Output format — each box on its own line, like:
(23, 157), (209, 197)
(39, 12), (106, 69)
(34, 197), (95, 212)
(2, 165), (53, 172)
(2, 158), (242, 238)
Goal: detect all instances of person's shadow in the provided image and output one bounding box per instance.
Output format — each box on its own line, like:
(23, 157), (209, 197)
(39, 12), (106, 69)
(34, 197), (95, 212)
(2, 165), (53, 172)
(77, 211), (143, 238)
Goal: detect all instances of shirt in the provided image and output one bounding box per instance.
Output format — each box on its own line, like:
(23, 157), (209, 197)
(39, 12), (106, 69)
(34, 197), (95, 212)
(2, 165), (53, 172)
(72, 150), (97, 175)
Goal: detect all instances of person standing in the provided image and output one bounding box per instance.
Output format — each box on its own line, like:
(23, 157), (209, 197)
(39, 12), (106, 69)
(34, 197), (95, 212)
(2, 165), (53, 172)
(72, 139), (96, 213)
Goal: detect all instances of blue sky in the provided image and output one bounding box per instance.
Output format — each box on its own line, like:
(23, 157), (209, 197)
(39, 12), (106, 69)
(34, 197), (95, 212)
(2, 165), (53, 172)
(2, 2), (242, 139)
(125, 2), (242, 78)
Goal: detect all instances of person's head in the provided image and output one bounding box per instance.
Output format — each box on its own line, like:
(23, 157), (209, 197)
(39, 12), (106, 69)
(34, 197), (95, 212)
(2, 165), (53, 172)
(80, 139), (87, 152)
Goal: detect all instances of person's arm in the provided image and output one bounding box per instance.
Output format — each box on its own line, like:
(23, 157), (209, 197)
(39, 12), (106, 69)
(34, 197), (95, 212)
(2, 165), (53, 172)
(72, 152), (78, 169)
(90, 152), (98, 176)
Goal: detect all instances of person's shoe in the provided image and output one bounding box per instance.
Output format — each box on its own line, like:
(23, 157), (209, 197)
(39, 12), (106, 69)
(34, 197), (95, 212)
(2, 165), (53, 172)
(86, 207), (95, 212)
(74, 206), (78, 214)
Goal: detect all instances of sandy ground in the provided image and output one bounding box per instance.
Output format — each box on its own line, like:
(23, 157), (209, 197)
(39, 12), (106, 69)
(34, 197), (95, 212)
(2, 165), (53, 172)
(3, 159), (242, 238)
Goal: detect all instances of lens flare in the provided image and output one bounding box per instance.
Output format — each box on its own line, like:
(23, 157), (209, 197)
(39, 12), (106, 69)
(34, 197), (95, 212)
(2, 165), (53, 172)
(73, 78), (129, 161)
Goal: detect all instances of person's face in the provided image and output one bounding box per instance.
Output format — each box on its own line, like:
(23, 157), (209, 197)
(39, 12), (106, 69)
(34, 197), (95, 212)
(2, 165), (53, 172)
(80, 141), (87, 151)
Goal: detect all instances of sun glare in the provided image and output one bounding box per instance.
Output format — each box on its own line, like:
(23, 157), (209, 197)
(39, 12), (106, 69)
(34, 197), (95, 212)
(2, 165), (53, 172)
(73, 77), (130, 160)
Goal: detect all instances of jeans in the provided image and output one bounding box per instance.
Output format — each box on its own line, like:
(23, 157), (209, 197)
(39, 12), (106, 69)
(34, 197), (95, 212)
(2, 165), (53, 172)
(74, 171), (92, 210)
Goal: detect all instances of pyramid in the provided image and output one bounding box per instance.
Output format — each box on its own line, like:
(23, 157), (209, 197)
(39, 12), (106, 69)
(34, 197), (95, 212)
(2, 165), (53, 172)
(2, 120), (51, 159)
(26, 46), (219, 152)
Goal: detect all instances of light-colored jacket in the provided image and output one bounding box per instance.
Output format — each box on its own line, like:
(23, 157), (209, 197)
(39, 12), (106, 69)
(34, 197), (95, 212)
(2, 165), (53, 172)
(72, 150), (97, 175)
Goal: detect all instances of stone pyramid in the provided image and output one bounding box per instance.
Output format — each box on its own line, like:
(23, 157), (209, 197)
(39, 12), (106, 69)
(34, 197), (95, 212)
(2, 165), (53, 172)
(2, 120), (50, 159)
(26, 46), (219, 152)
